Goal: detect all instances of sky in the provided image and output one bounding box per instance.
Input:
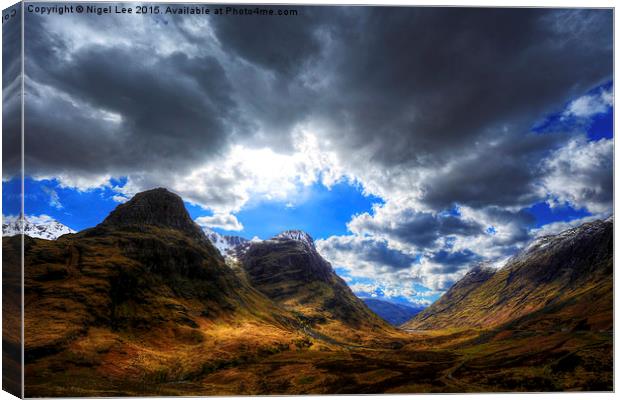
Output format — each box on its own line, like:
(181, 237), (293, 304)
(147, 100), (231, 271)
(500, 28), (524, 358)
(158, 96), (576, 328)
(2, 5), (613, 307)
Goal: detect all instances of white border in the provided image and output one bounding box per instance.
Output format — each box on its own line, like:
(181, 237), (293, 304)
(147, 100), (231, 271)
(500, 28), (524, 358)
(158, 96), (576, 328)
(0, 1), (616, 400)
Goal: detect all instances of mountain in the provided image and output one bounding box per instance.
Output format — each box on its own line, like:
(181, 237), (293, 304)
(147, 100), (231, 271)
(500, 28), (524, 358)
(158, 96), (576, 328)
(3, 214), (75, 240)
(273, 230), (315, 247)
(362, 298), (425, 326)
(11, 188), (311, 397)
(8, 188), (611, 395)
(202, 227), (253, 259)
(403, 217), (613, 331)
(99, 188), (206, 239)
(239, 231), (393, 341)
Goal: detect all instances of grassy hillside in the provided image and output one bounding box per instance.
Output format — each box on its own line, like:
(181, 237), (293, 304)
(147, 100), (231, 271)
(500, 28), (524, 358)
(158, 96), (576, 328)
(16, 224), (311, 396)
(240, 237), (395, 342)
(404, 218), (612, 331)
(11, 189), (612, 395)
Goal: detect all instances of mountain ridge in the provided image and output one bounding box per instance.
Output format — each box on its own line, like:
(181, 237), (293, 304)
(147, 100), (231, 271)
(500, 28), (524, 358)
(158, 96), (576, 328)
(403, 217), (613, 331)
(2, 214), (75, 240)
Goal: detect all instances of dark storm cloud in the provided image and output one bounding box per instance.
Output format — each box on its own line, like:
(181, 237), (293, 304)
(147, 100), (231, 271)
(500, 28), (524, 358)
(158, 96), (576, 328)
(2, 4), (22, 178)
(477, 207), (536, 248)
(209, 6), (327, 77)
(429, 250), (480, 274)
(207, 6), (612, 212)
(420, 132), (570, 209)
(351, 210), (485, 249)
(321, 236), (419, 272)
(315, 8), (612, 167)
(20, 6), (612, 213)
(23, 13), (244, 179)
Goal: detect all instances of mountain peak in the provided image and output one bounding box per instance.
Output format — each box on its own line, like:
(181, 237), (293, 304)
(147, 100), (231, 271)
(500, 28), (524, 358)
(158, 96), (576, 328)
(101, 188), (204, 238)
(2, 214), (75, 240)
(272, 230), (315, 247)
(520, 216), (613, 261)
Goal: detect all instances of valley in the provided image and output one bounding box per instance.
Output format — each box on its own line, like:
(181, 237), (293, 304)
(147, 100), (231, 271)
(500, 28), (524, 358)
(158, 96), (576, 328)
(3, 188), (613, 395)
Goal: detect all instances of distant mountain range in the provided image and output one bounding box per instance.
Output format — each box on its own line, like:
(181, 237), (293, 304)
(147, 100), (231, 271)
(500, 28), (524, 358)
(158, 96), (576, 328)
(362, 298), (425, 326)
(2, 214), (75, 240)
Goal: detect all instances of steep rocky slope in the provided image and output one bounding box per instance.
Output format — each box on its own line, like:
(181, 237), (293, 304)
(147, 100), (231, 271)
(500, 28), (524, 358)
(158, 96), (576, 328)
(99, 188), (205, 239)
(404, 217), (613, 331)
(14, 188), (307, 396)
(240, 231), (393, 340)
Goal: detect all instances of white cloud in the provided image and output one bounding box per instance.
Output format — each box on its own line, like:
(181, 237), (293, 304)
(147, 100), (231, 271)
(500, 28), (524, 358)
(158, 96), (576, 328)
(55, 130), (350, 217)
(564, 87), (613, 118)
(112, 194), (130, 203)
(317, 199), (537, 291)
(26, 214), (58, 225)
(41, 186), (63, 209)
(347, 281), (435, 306)
(541, 137), (613, 214)
(195, 213), (244, 231)
(317, 235), (419, 277)
(34, 172), (113, 192)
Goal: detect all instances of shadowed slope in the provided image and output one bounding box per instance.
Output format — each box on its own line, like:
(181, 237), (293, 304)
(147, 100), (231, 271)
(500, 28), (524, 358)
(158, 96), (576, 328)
(240, 232), (394, 342)
(404, 217), (613, 331)
(16, 189), (306, 396)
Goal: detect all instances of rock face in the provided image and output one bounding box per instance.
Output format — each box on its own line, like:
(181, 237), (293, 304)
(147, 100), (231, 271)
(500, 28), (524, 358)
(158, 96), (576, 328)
(243, 233), (332, 287)
(403, 217), (613, 330)
(100, 188), (205, 239)
(241, 232), (389, 333)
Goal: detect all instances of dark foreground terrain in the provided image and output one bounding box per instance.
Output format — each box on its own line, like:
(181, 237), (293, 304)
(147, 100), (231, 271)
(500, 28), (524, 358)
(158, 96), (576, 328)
(3, 189), (612, 395)
(19, 326), (612, 396)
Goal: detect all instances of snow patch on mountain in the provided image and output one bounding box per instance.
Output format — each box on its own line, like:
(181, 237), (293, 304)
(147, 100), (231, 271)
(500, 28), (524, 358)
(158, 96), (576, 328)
(517, 216), (613, 263)
(2, 214), (76, 240)
(202, 226), (254, 259)
(273, 230), (315, 248)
